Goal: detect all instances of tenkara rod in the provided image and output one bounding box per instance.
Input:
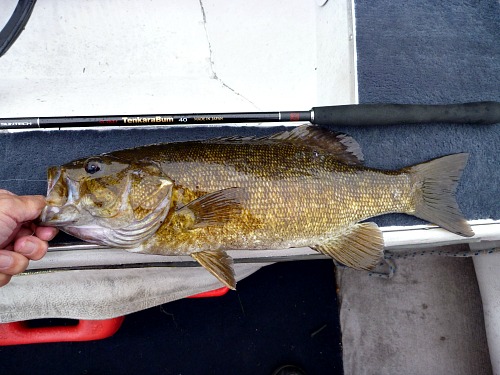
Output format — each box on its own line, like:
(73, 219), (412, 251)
(1, 101), (498, 130)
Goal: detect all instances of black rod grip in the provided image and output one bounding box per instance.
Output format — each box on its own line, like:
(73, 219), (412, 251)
(311, 101), (500, 126)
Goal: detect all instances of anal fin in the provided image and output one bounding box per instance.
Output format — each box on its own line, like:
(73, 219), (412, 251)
(191, 250), (236, 290)
(312, 222), (384, 270)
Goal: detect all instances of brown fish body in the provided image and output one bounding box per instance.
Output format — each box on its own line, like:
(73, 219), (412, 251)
(113, 140), (412, 254)
(40, 125), (474, 289)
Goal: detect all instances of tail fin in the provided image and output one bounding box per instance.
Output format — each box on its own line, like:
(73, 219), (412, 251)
(410, 153), (474, 237)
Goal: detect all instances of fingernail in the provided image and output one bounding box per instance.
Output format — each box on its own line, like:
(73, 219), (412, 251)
(19, 240), (37, 256)
(0, 254), (14, 269)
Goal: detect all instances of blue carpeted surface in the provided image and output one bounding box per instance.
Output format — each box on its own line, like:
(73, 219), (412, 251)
(2, 0), (499, 224)
(349, 0), (500, 226)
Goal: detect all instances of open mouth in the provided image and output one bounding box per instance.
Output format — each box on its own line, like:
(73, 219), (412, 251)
(39, 205), (79, 226)
(41, 166), (81, 226)
(46, 167), (69, 206)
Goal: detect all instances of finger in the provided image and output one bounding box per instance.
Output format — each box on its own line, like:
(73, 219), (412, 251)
(0, 273), (12, 287)
(0, 250), (29, 275)
(0, 194), (46, 223)
(17, 223), (59, 241)
(14, 227), (34, 240)
(35, 226), (59, 242)
(0, 218), (21, 249)
(14, 237), (48, 261)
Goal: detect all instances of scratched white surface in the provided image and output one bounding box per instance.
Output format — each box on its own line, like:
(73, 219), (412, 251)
(0, 0), (356, 119)
(0, 0), (357, 320)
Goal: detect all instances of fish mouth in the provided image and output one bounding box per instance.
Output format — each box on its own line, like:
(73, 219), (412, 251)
(40, 166), (81, 226)
(39, 204), (80, 226)
(47, 166), (60, 193)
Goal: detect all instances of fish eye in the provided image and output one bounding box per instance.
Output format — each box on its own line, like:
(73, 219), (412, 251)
(84, 158), (102, 175)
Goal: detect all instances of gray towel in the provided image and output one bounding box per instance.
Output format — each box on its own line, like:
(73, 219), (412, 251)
(0, 262), (269, 323)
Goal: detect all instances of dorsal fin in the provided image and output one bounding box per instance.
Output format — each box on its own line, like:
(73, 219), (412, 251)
(203, 125), (364, 165)
(269, 125), (364, 165)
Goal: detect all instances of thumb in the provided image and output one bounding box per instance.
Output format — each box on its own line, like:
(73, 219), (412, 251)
(0, 192), (46, 223)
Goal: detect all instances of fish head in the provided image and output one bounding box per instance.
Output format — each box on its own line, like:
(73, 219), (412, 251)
(40, 155), (174, 248)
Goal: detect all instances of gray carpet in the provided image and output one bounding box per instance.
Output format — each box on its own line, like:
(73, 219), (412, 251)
(339, 253), (492, 375)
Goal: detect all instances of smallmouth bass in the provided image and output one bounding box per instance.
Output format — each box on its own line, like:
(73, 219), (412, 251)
(40, 125), (474, 289)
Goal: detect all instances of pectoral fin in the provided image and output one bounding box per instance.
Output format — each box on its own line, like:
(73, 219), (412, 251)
(312, 222), (384, 270)
(191, 250), (236, 290)
(178, 188), (244, 229)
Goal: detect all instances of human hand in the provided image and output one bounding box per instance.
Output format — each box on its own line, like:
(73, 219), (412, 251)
(0, 190), (58, 287)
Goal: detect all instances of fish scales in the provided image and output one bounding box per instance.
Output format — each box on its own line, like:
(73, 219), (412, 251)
(112, 140), (411, 251)
(40, 125), (474, 289)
